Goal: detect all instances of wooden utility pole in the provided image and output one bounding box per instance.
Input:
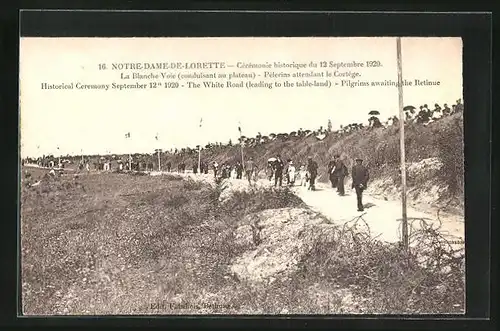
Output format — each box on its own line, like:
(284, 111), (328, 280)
(397, 37), (409, 251)
(198, 145), (201, 174)
(198, 118), (203, 174)
(155, 133), (161, 171)
(238, 123), (245, 171)
(157, 149), (162, 171)
(125, 132), (131, 171)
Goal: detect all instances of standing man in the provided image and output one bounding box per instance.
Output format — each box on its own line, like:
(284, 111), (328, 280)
(267, 159), (275, 182)
(307, 157), (318, 191)
(332, 154), (348, 196)
(285, 159), (291, 185)
(287, 160), (296, 186)
(274, 155), (284, 187)
(327, 158), (337, 188)
(245, 157), (255, 185)
(351, 158), (370, 212)
(236, 161), (243, 179)
(212, 161), (219, 179)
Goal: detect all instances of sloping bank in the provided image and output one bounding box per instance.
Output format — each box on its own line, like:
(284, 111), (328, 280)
(157, 173), (464, 314)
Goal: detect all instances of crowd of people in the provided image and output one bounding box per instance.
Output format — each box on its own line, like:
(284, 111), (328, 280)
(24, 99), (462, 171)
(195, 153), (370, 212)
(24, 99), (460, 211)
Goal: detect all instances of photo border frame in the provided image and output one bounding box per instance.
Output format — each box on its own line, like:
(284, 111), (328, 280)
(1, 5), (494, 330)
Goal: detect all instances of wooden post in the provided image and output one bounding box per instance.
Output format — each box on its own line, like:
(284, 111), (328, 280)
(126, 133), (131, 171)
(198, 118), (202, 174)
(239, 124), (245, 172)
(396, 37), (409, 251)
(240, 141), (245, 169)
(157, 149), (161, 171)
(198, 146), (201, 174)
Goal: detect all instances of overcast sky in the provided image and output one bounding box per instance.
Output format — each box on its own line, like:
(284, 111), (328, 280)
(20, 37), (462, 158)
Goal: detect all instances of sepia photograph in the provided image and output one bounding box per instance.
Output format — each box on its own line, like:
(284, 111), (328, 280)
(19, 36), (465, 315)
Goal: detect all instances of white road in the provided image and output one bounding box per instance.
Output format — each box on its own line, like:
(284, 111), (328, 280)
(291, 181), (464, 244)
(32, 165), (463, 247)
(167, 171), (464, 245)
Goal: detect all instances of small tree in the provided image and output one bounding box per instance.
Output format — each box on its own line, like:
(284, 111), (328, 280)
(228, 139), (232, 146)
(327, 119), (332, 132)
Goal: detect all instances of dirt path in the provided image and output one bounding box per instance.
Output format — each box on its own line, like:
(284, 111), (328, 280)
(291, 182), (464, 244)
(148, 171), (464, 245)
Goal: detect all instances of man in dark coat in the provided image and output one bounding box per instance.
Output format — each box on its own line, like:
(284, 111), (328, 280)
(245, 158), (256, 184)
(236, 161), (243, 179)
(285, 159), (292, 185)
(307, 157), (318, 191)
(332, 154), (348, 196)
(351, 158), (370, 211)
(274, 155), (284, 187)
(327, 159), (337, 188)
(212, 161), (219, 178)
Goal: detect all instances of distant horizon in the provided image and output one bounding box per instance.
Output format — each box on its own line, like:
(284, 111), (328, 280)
(20, 37), (463, 158)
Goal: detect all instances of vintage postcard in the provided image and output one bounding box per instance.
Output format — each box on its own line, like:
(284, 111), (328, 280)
(20, 36), (465, 315)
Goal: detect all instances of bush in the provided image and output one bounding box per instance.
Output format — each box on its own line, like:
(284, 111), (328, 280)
(436, 116), (464, 197)
(300, 214), (465, 314)
(224, 187), (305, 215)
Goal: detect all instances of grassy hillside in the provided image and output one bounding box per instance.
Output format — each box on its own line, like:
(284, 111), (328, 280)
(21, 171), (464, 314)
(28, 113), (462, 210)
(167, 114), (464, 207)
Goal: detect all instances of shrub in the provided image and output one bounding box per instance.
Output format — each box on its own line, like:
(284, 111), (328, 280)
(436, 116), (464, 197)
(300, 215), (465, 314)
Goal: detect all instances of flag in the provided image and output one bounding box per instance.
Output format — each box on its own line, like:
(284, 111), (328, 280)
(125, 132), (131, 138)
(238, 120), (243, 134)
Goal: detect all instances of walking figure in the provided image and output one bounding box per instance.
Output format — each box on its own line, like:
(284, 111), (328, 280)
(235, 162), (243, 179)
(351, 158), (370, 212)
(298, 165), (308, 186)
(327, 159), (337, 188)
(332, 154), (348, 196)
(274, 155), (284, 187)
(212, 161), (219, 179)
(307, 157), (318, 191)
(287, 161), (296, 186)
(245, 157), (255, 185)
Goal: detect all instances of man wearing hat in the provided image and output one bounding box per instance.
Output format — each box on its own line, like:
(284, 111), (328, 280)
(307, 157), (318, 191)
(287, 160), (296, 186)
(327, 158), (337, 188)
(351, 158), (370, 212)
(332, 154), (348, 196)
(274, 155), (284, 187)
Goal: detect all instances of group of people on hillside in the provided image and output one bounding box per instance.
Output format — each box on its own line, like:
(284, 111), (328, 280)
(404, 99), (463, 125)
